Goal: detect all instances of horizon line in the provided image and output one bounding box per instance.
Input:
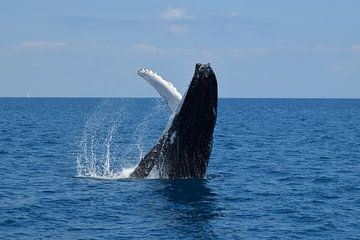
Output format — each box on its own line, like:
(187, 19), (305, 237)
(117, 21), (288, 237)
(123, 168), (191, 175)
(0, 96), (359, 100)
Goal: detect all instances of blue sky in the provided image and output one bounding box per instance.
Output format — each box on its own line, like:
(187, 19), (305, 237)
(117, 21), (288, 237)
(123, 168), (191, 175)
(1, 0), (359, 97)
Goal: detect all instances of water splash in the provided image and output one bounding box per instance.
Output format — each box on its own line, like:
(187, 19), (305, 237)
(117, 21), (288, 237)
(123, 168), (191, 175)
(76, 98), (167, 180)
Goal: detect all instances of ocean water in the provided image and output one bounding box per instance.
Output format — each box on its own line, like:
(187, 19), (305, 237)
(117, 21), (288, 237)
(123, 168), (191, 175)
(0, 98), (360, 239)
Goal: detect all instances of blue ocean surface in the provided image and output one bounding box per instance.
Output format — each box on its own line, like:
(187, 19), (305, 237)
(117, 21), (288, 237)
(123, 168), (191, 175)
(0, 98), (360, 239)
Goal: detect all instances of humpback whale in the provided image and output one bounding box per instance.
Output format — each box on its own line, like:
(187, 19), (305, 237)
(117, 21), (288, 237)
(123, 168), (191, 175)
(130, 63), (218, 179)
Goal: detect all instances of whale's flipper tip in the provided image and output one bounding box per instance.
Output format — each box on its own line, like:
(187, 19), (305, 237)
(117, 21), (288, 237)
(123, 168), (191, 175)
(137, 67), (182, 112)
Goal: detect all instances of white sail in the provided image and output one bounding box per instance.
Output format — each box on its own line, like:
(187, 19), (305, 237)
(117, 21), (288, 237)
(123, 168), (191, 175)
(138, 68), (182, 112)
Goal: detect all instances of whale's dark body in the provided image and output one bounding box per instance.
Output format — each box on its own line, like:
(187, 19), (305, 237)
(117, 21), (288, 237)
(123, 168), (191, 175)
(130, 63), (218, 179)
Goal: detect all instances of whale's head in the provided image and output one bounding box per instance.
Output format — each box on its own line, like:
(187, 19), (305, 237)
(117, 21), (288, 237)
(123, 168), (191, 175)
(174, 63), (218, 130)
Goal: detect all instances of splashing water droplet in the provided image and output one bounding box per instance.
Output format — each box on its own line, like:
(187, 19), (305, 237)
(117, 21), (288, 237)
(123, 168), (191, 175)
(76, 98), (168, 180)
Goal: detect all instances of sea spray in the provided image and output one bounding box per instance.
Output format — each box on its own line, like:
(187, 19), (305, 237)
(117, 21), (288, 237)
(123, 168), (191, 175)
(102, 125), (115, 176)
(76, 98), (168, 179)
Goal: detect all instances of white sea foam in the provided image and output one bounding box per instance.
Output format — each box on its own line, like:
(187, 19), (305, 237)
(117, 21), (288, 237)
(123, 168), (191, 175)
(77, 167), (136, 180)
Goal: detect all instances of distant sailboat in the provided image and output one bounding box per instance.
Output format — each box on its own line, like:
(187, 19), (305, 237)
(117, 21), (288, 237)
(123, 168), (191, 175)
(27, 93), (30, 98)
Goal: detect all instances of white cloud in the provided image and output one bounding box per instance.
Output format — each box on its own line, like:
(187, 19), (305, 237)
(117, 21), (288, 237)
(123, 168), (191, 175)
(133, 43), (164, 54)
(132, 43), (191, 55)
(351, 45), (360, 54)
(330, 61), (360, 74)
(277, 45), (360, 55)
(21, 41), (68, 48)
(167, 24), (189, 35)
(161, 6), (193, 21)
(228, 48), (270, 57)
(229, 11), (240, 18)
(313, 46), (346, 55)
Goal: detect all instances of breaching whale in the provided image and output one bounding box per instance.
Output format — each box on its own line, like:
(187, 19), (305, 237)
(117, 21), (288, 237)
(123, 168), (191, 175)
(130, 63), (218, 179)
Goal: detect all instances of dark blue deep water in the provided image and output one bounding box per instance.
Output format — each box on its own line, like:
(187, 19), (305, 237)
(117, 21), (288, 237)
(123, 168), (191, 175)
(1, 98), (360, 239)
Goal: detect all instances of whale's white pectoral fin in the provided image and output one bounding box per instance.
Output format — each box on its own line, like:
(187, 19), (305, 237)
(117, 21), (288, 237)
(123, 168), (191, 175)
(138, 68), (182, 112)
